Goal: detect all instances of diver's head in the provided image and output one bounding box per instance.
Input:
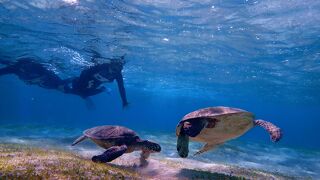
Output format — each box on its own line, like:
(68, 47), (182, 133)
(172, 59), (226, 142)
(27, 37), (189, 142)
(111, 55), (126, 66)
(109, 59), (125, 73)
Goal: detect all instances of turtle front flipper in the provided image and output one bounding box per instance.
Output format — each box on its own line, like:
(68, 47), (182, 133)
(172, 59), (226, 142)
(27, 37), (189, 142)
(177, 127), (190, 158)
(254, 119), (282, 142)
(92, 145), (127, 163)
(139, 151), (151, 167)
(183, 119), (208, 137)
(194, 143), (221, 156)
(72, 135), (87, 146)
(177, 119), (208, 158)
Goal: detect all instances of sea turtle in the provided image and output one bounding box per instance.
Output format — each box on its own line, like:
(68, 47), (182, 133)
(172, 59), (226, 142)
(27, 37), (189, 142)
(72, 125), (161, 165)
(176, 106), (282, 158)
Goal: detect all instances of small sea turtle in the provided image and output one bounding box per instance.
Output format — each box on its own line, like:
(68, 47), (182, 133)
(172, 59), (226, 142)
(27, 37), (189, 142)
(72, 125), (161, 165)
(176, 106), (282, 158)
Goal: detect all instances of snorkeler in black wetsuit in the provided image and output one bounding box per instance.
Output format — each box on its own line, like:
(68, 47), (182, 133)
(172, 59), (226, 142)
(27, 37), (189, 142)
(0, 58), (70, 92)
(68, 56), (129, 107)
(0, 56), (129, 108)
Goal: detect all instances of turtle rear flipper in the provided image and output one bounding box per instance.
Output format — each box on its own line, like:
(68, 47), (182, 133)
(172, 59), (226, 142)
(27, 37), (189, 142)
(92, 145), (127, 163)
(72, 135), (87, 146)
(194, 143), (221, 156)
(254, 119), (282, 142)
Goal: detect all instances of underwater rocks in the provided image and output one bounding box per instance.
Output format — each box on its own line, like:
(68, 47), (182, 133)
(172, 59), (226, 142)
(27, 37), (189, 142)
(0, 143), (293, 179)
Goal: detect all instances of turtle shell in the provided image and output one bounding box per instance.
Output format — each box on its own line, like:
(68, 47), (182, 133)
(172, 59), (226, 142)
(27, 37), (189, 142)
(84, 125), (140, 149)
(176, 106), (255, 143)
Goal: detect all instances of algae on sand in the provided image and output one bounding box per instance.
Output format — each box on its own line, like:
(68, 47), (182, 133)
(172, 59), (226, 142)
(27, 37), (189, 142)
(0, 143), (294, 179)
(0, 143), (139, 179)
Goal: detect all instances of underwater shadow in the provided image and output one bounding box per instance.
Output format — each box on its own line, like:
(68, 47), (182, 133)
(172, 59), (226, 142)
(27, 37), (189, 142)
(107, 162), (155, 173)
(106, 163), (135, 170)
(107, 161), (160, 177)
(178, 168), (245, 180)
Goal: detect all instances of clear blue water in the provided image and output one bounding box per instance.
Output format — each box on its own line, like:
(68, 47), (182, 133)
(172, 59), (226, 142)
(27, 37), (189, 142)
(0, 0), (320, 178)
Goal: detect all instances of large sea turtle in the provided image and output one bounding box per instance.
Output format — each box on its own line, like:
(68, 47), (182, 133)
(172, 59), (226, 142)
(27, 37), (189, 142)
(72, 125), (161, 165)
(176, 106), (282, 158)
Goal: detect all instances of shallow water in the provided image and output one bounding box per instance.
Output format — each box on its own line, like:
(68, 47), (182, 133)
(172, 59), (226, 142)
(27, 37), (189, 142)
(1, 0), (320, 179)
(0, 125), (319, 178)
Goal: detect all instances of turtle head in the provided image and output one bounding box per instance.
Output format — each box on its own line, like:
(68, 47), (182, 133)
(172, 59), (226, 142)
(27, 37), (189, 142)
(138, 140), (161, 153)
(177, 127), (189, 158)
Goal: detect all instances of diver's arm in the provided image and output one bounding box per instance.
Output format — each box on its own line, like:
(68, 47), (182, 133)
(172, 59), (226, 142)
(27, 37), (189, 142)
(115, 73), (129, 107)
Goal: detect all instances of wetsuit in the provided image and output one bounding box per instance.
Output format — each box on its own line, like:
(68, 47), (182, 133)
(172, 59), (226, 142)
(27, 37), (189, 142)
(0, 58), (69, 92)
(70, 61), (129, 107)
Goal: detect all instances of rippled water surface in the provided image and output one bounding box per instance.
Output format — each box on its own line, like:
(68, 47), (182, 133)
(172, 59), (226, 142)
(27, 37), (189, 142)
(0, 0), (320, 179)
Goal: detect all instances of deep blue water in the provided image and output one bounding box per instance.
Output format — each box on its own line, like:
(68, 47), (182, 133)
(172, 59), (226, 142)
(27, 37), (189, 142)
(0, 0), (320, 178)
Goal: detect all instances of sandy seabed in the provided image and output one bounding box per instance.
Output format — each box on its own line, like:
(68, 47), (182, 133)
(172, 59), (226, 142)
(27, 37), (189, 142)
(0, 143), (295, 180)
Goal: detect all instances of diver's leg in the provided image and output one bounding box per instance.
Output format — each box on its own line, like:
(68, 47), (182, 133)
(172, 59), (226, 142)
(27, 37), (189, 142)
(183, 119), (208, 137)
(82, 88), (105, 110)
(0, 59), (12, 66)
(57, 77), (77, 94)
(87, 87), (106, 96)
(92, 145), (127, 163)
(62, 77), (79, 95)
(84, 97), (96, 110)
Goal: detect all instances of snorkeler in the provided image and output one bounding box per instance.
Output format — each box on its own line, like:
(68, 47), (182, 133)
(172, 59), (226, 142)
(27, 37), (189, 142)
(0, 58), (70, 92)
(68, 56), (129, 107)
